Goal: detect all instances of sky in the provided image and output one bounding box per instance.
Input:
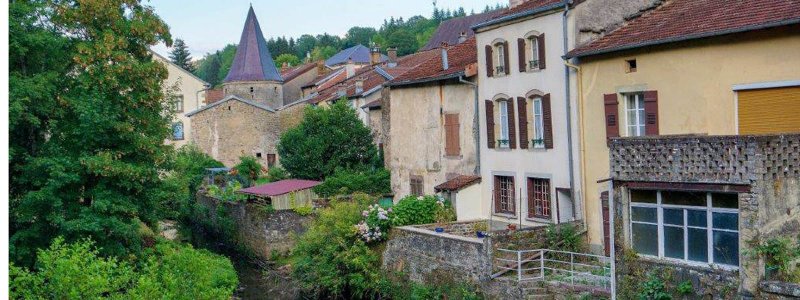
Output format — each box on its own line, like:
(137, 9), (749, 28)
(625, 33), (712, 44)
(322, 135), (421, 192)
(148, 0), (504, 59)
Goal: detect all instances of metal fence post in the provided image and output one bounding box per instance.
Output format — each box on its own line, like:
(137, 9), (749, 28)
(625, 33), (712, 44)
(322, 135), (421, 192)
(570, 252), (574, 286)
(539, 250), (545, 279)
(517, 251), (522, 281)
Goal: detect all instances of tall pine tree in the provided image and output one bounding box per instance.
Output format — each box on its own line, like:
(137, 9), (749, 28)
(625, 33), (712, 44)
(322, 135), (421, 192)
(169, 38), (194, 72)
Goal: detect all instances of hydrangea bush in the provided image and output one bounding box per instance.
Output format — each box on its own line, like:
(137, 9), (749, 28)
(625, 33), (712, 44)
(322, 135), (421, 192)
(355, 204), (393, 243)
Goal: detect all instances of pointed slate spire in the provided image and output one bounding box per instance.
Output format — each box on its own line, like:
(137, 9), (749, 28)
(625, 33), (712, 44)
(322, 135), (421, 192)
(224, 6), (283, 83)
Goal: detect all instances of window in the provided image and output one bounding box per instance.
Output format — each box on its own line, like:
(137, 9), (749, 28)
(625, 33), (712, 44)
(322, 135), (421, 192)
(256, 152), (262, 158)
(495, 176), (515, 214)
(498, 101), (510, 148)
(626, 59), (637, 73)
(267, 154), (276, 168)
(625, 93), (645, 136)
(531, 97), (544, 148)
(249, 87), (254, 93)
(172, 95), (184, 113)
(529, 37), (540, 70)
(495, 43), (505, 75)
(410, 175), (424, 197)
(444, 113), (460, 156)
(528, 178), (550, 218)
(630, 190), (739, 267)
(171, 122), (184, 140)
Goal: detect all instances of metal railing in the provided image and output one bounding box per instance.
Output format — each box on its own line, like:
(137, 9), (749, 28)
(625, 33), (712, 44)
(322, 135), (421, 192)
(493, 248), (612, 291)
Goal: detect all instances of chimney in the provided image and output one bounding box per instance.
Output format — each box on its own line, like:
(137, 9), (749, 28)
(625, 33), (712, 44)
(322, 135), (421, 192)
(345, 58), (356, 78)
(458, 31), (468, 44)
(441, 48), (449, 71)
(387, 48), (397, 62)
(509, 0), (525, 8)
(370, 46), (381, 65)
(316, 60), (327, 74)
(281, 61), (289, 72)
(306, 51), (311, 62)
(355, 76), (365, 94)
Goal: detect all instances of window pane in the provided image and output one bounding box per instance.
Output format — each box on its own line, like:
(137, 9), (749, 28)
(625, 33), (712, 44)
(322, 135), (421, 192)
(664, 226), (684, 259)
(662, 191), (706, 206)
(630, 190), (657, 203)
(663, 209), (684, 225)
(687, 210), (707, 227)
(632, 223), (658, 256)
(631, 207), (657, 223)
(712, 193), (739, 209)
(712, 212), (738, 230)
(713, 231), (739, 266)
(688, 228), (708, 262)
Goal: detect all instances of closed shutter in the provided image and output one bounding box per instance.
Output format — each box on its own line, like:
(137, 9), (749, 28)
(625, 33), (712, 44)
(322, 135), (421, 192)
(485, 45), (494, 78)
(542, 94), (554, 149)
(485, 100), (495, 148)
(508, 99), (517, 149)
(444, 114), (460, 156)
(517, 97), (529, 149)
(537, 33), (546, 70)
(503, 41), (510, 75)
(517, 38), (527, 72)
(644, 90), (659, 135)
(738, 86), (800, 134)
(604, 93), (620, 138)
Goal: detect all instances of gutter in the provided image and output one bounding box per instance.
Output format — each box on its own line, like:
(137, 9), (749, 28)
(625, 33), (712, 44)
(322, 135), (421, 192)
(472, 2), (566, 32)
(459, 75), (481, 175)
(387, 71), (465, 88)
(561, 1), (577, 228)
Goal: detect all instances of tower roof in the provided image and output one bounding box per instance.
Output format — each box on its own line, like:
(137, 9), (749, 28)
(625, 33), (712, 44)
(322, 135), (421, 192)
(224, 6), (283, 83)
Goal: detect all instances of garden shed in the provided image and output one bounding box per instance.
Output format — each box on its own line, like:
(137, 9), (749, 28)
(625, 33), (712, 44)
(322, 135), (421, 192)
(238, 179), (321, 210)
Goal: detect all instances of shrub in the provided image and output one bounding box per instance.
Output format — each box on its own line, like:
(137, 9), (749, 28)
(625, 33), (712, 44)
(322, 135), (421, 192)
(747, 236), (800, 282)
(354, 204), (393, 243)
(235, 155), (262, 183)
(313, 168), (391, 198)
(293, 206), (314, 216)
(160, 144), (224, 220)
(207, 182), (247, 202)
(266, 166), (289, 182)
(391, 195), (444, 226)
(638, 274), (672, 300)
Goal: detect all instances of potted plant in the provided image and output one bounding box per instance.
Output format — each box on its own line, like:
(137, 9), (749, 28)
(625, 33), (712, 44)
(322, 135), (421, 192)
(472, 222), (489, 238)
(433, 206), (456, 233)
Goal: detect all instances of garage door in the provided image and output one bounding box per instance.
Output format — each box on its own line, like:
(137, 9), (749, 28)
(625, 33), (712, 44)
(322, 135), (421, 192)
(738, 86), (800, 134)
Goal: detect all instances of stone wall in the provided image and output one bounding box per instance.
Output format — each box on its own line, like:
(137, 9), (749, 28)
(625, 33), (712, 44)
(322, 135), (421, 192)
(223, 80), (283, 109)
(278, 101), (307, 133)
(282, 68), (318, 105)
(759, 281), (800, 300)
(572, 0), (665, 46)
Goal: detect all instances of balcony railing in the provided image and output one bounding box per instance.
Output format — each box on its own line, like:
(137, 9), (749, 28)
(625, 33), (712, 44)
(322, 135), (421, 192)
(497, 139), (510, 148)
(529, 60), (540, 70)
(495, 66), (505, 75)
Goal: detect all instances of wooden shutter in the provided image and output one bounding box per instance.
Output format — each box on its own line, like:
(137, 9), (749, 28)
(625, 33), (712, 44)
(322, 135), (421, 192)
(485, 45), (494, 77)
(527, 178), (534, 218)
(493, 176), (501, 212)
(507, 99), (517, 149)
(603, 93), (620, 138)
(444, 114), (460, 156)
(517, 97), (529, 149)
(503, 41), (511, 75)
(643, 90), (659, 135)
(537, 33), (546, 69)
(542, 94), (554, 149)
(485, 100), (495, 148)
(517, 38), (527, 72)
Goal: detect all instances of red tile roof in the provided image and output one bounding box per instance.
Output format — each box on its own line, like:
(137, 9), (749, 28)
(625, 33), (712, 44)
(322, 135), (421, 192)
(434, 175), (481, 192)
(389, 37), (477, 85)
(280, 62), (316, 82)
(238, 179), (321, 197)
(473, 0), (565, 30)
(567, 0), (800, 58)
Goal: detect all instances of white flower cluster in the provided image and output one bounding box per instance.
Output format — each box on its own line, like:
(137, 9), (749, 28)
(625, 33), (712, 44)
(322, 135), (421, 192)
(354, 204), (393, 243)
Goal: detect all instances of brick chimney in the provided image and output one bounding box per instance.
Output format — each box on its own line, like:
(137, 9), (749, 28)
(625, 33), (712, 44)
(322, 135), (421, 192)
(345, 58), (356, 78)
(387, 47), (398, 68)
(370, 46), (382, 65)
(509, 0), (525, 8)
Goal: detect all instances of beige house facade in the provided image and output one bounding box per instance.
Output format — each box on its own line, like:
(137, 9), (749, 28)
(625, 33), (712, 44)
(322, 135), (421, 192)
(153, 52), (209, 148)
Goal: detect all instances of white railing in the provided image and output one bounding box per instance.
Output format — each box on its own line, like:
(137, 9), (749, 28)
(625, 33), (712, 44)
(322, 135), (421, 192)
(493, 248), (612, 291)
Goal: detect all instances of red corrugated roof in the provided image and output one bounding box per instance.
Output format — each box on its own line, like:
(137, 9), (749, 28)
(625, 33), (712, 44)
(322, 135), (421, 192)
(567, 0), (800, 58)
(389, 37), (477, 85)
(238, 179), (321, 197)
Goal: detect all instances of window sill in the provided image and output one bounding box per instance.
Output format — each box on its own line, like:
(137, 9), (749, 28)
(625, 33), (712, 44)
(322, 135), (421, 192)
(493, 213), (517, 220)
(526, 216), (552, 223)
(527, 147), (547, 152)
(493, 147), (512, 152)
(525, 68), (542, 73)
(443, 155), (463, 160)
(635, 254), (740, 272)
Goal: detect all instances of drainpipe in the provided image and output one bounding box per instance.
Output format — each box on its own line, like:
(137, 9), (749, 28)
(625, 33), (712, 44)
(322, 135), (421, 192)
(195, 85), (212, 109)
(565, 61), (587, 236)
(459, 75), (480, 175)
(562, 1), (577, 223)
(608, 180), (617, 300)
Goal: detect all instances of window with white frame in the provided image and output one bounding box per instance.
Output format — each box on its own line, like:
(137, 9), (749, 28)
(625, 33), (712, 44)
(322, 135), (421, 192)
(630, 190), (739, 267)
(499, 100), (509, 148)
(172, 95), (184, 113)
(495, 43), (505, 75)
(529, 37), (540, 70)
(532, 97), (544, 148)
(625, 93), (645, 136)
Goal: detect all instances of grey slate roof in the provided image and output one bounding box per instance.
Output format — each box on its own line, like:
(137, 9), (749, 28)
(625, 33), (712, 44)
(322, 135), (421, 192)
(224, 6), (283, 83)
(421, 11), (503, 51)
(325, 45), (388, 67)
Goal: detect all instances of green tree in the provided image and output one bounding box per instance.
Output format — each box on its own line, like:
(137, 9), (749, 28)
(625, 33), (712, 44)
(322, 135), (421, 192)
(387, 29), (418, 56)
(277, 101), (380, 180)
(275, 53), (301, 68)
(10, 0), (174, 266)
(196, 51), (222, 87)
(310, 45), (338, 62)
(169, 38), (195, 72)
(343, 26), (378, 48)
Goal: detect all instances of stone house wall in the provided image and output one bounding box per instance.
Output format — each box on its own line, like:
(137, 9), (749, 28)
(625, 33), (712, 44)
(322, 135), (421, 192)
(282, 68), (318, 105)
(223, 80), (283, 109)
(367, 108), (383, 147)
(278, 101), (307, 133)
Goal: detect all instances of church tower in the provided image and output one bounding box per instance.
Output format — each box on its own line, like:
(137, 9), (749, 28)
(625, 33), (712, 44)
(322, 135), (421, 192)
(223, 6), (284, 108)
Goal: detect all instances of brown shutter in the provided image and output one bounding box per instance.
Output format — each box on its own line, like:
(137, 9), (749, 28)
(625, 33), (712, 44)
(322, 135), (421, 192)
(517, 97), (529, 149)
(503, 41), (510, 75)
(507, 99), (517, 149)
(527, 178), (534, 218)
(494, 176), (501, 212)
(485, 45), (494, 77)
(485, 100), (495, 148)
(537, 33), (546, 69)
(444, 114), (460, 156)
(604, 93), (620, 138)
(644, 90), (659, 135)
(517, 38), (527, 73)
(542, 94), (554, 149)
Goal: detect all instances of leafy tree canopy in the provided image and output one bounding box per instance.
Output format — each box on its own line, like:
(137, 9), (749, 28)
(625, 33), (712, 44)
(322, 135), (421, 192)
(275, 53), (301, 68)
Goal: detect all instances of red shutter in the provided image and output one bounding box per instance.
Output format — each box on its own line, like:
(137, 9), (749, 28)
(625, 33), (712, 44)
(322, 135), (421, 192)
(507, 99), (517, 149)
(537, 33), (546, 69)
(485, 45), (494, 78)
(502, 41), (510, 75)
(644, 90), (659, 135)
(527, 178), (534, 218)
(604, 93), (620, 138)
(517, 38), (527, 73)
(485, 100), (495, 148)
(542, 94), (554, 149)
(517, 97), (529, 149)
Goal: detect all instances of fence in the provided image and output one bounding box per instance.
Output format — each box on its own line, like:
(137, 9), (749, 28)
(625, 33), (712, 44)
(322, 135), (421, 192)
(493, 248), (612, 291)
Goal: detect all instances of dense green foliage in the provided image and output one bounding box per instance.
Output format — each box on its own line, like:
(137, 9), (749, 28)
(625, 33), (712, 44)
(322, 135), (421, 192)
(160, 145), (224, 220)
(747, 236), (800, 282)
(275, 53), (301, 68)
(278, 101), (381, 180)
(169, 39), (195, 72)
(234, 155), (262, 183)
(391, 195), (444, 226)
(193, 44), (236, 87)
(313, 168), (391, 197)
(10, 238), (238, 299)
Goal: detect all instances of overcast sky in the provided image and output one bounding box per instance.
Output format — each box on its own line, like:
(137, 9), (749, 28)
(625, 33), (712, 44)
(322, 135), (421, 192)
(148, 0), (504, 59)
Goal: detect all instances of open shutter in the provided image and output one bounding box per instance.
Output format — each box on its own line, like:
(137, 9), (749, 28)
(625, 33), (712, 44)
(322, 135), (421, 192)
(508, 99), (517, 149)
(517, 38), (527, 72)
(542, 94), (554, 149)
(604, 93), (620, 138)
(517, 97), (529, 149)
(493, 176), (501, 213)
(503, 41), (510, 75)
(644, 91), (659, 135)
(485, 100), (495, 148)
(485, 45), (494, 78)
(537, 33), (546, 69)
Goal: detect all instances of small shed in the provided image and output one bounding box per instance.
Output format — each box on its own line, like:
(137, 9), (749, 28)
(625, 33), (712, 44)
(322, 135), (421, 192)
(434, 175), (482, 221)
(238, 179), (321, 210)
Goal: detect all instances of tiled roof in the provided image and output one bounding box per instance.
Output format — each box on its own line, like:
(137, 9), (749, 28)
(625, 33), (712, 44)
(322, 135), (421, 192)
(567, 0), (800, 58)
(280, 62), (316, 82)
(361, 98), (382, 109)
(421, 11), (503, 50)
(434, 175), (481, 192)
(238, 179), (321, 197)
(325, 45), (388, 67)
(388, 37), (477, 85)
(473, 0), (565, 30)
(224, 6), (283, 83)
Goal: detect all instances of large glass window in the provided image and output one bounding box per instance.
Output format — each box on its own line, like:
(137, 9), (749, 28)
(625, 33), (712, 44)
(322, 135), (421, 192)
(495, 176), (515, 214)
(527, 178), (550, 218)
(498, 101), (509, 148)
(630, 190), (739, 267)
(532, 97), (544, 148)
(625, 93), (645, 136)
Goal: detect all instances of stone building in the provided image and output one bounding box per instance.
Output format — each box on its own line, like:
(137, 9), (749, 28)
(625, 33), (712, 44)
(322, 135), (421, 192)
(153, 51), (210, 148)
